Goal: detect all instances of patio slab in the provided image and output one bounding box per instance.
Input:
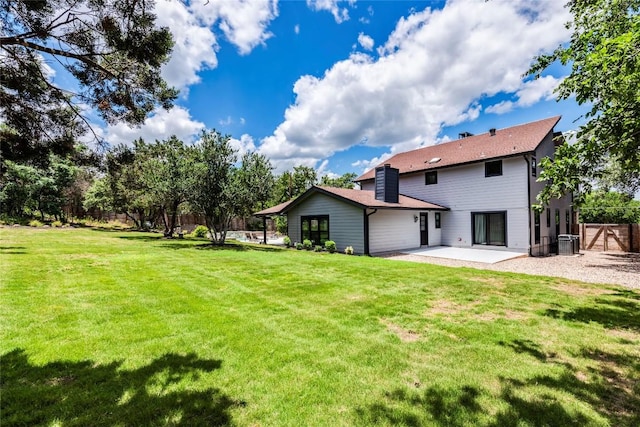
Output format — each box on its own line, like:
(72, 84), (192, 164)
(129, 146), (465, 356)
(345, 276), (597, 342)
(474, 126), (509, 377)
(403, 246), (527, 264)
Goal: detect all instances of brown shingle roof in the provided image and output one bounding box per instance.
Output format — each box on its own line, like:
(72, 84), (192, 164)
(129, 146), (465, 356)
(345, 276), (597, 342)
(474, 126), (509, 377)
(356, 116), (561, 182)
(254, 186), (448, 216)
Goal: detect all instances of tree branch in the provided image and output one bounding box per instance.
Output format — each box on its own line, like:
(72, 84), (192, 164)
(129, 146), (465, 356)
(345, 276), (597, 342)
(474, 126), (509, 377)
(0, 38), (117, 79)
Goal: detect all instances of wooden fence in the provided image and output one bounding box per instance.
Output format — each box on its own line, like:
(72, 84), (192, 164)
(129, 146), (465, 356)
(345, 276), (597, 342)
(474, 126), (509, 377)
(580, 223), (639, 252)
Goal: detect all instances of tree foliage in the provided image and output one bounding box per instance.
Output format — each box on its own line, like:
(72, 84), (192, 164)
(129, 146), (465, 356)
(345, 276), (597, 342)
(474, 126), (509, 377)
(1, 154), (78, 220)
(272, 166), (317, 204)
(320, 172), (357, 189)
(578, 190), (640, 223)
(0, 0), (177, 163)
(529, 0), (640, 205)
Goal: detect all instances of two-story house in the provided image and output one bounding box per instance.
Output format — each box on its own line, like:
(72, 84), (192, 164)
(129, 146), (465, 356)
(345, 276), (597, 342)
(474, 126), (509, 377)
(256, 116), (572, 255)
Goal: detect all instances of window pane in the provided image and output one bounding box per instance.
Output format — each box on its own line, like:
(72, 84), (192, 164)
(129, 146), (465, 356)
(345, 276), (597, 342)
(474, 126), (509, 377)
(488, 213), (505, 245)
(474, 214), (487, 244)
(320, 219), (328, 231)
(311, 219), (318, 231)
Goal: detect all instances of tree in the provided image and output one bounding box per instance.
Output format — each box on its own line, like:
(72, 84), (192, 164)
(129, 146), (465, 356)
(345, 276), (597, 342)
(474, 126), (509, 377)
(579, 190), (640, 223)
(320, 172), (357, 189)
(528, 0), (640, 206)
(0, 0), (177, 163)
(0, 154), (78, 220)
(189, 130), (238, 245)
(272, 166), (317, 204)
(101, 141), (159, 229)
(237, 152), (275, 213)
(140, 136), (195, 237)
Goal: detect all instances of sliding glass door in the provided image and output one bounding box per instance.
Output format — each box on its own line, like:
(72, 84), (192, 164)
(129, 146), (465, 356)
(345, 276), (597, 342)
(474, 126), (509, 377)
(472, 212), (506, 246)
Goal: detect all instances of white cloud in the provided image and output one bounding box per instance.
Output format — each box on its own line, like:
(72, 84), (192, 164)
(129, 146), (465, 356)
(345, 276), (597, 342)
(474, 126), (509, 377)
(306, 0), (355, 23)
(229, 134), (257, 156)
(259, 0), (571, 171)
(486, 75), (564, 114)
(357, 32), (374, 51)
(294, 24), (300, 34)
(156, 0), (279, 90)
(103, 106), (205, 146)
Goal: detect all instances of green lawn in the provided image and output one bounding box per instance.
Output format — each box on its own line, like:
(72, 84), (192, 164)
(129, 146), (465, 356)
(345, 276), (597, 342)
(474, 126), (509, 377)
(1, 227), (638, 426)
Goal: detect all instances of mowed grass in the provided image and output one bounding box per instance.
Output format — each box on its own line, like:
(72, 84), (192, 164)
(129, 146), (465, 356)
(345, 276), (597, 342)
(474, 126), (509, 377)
(1, 228), (639, 426)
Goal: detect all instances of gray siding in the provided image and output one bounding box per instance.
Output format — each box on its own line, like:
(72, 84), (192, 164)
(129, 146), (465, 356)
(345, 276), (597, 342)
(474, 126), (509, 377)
(369, 210), (420, 253)
(287, 193), (365, 254)
(395, 157), (529, 250)
(529, 132), (574, 254)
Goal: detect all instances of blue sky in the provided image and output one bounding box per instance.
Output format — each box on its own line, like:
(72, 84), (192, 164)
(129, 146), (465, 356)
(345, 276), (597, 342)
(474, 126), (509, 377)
(78, 0), (589, 177)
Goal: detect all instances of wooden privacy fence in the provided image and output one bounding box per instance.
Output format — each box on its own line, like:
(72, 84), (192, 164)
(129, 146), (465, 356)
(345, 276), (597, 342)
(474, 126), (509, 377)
(580, 223), (639, 252)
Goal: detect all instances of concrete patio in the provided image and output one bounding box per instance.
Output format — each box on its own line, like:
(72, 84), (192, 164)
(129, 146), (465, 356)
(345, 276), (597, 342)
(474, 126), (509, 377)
(402, 246), (527, 264)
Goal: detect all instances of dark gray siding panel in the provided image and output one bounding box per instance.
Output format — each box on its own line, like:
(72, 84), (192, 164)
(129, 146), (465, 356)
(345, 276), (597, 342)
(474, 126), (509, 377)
(287, 193), (364, 254)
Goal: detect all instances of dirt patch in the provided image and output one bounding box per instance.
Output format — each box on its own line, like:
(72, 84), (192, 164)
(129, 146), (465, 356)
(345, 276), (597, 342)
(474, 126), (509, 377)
(426, 299), (481, 316)
(551, 282), (612, 297)
(380, 318), (420, 342)
(474, 310), (528, 321)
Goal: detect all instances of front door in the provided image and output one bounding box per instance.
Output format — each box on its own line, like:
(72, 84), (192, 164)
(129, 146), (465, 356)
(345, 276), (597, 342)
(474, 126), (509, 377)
(420, 212), (428, 245)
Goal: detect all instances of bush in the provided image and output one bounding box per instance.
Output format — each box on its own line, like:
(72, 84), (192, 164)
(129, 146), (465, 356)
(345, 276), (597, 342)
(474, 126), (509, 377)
(28, 219), (43, 227)
(295, 242), (303, 250)
(51, 220), (63, 227)
(314, 245), (323, 252)
(324, 240), (336, 253)
(283, 236), (291, 247)
(302, 239), (313, 250)
(344, 246), (354, 255)
(191, 225), (208, 238)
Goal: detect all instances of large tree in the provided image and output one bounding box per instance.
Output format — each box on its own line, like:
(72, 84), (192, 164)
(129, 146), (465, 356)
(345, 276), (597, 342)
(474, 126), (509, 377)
(139, 136), (196, 237)
(528, 0), (640, 206)
(0, 0), (177, 163)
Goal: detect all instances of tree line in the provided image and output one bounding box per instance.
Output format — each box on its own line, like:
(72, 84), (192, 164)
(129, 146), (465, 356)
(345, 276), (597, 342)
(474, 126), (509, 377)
(1, 128), (358, 243)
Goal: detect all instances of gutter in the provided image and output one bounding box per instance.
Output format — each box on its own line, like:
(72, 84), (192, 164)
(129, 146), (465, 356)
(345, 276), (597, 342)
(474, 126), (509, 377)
(363, 208), (378, 255)
(523, 155), (532, 256)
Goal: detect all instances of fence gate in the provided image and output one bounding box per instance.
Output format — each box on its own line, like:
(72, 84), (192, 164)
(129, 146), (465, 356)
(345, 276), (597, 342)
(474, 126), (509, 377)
(580, 224), (637, 252)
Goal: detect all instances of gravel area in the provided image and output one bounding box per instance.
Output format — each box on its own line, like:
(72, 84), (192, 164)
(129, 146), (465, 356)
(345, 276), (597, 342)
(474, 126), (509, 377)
(378, 250), (640, 289)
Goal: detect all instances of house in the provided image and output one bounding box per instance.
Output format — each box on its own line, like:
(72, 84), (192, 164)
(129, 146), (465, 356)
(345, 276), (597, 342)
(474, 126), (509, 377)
(256, 116), (573, 255)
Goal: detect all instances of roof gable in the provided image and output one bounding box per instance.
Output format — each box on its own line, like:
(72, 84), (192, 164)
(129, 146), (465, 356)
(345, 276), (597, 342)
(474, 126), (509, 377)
(254, 186), (448, 216)
(356, 116), (560, 182)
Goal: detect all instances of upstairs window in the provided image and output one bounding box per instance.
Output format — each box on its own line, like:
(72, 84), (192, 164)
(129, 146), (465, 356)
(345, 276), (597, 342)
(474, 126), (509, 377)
(531, 158), (537, 177)
(485, 160), (502, 177)
(425, 171), (438, 185)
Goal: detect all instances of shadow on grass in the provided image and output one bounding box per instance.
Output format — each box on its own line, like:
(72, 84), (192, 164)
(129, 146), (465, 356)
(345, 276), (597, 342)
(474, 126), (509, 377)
(0, 246), (27, 255)
(357, 340), (639, 426)
(544, 292), (640, 331)
(1, 349), (239, 426)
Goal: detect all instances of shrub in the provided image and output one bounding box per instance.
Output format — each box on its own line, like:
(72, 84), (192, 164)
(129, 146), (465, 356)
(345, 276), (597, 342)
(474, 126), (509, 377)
(303, 239), (313, 250)
(314, 245), (323, 252)
(191, 225), (208, 238)
(344, 246), (354, 255)
(324, 240), (336, 253)
(28, 219), (43, 227)
(295, 242), (303, 250)
(283, 236), (291, 247)
(51, 220), (63, 227)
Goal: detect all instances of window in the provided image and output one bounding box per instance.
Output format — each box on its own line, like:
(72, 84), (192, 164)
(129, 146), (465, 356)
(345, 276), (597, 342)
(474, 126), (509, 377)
(531, 158), (537, 177)
(435, 212), (441, 229)
(546, 208), (551, 228)
(534, 211), (540, 244)
(301, 215), (329, 245)
(565, 210), (570, 234)
(555, 208), (560, 237)
(485, 160), (502, 177)
(472, 212), (506, 246)
(425, 171), (438, 185)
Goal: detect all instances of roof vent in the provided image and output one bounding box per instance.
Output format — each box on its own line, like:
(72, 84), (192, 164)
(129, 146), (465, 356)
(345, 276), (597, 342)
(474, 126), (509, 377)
(427, 157), (441, 164)
(489, 128), (496, 136)
(459, 131), (473, 139)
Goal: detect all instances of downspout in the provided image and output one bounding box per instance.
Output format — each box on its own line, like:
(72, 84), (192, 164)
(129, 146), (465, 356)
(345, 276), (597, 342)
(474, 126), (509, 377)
(363, 208), (378, 255)
(523, 155), (532, 256)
